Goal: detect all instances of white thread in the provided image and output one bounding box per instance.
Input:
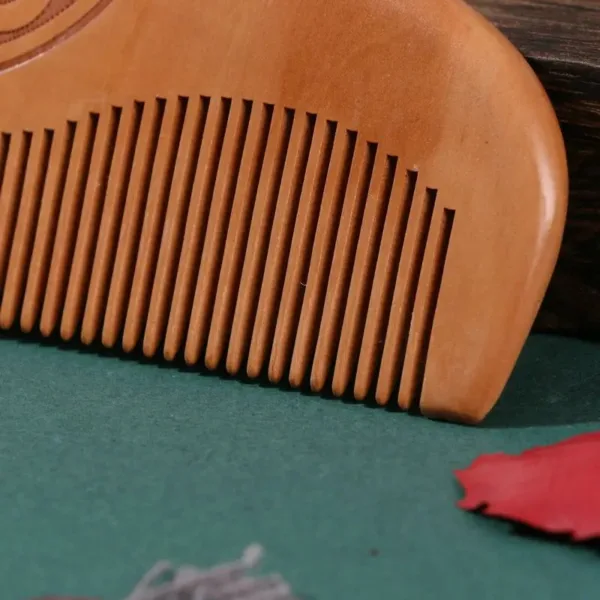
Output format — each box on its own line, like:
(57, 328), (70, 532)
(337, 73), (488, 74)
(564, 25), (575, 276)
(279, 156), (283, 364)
(122, 546), (296, 600)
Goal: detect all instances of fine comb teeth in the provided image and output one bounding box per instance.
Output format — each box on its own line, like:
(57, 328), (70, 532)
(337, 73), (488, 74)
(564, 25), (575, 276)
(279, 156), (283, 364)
(0, 0), (568, 424)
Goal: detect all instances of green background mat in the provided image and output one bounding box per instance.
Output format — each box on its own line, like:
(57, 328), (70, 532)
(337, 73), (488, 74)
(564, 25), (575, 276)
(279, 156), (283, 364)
(1, 333), (599, 600)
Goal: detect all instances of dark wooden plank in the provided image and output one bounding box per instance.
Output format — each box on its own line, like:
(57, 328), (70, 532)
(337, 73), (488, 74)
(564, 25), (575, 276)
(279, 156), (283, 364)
(469, 0), (600, 338)
(472, 0), (600, 65)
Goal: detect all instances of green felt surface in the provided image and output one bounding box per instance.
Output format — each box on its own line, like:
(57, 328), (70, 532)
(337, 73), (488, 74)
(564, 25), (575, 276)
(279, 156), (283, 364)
(1, 333), (600, 600)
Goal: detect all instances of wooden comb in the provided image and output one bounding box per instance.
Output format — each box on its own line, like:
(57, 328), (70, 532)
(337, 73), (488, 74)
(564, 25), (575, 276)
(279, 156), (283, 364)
(0, 0), (568, 424)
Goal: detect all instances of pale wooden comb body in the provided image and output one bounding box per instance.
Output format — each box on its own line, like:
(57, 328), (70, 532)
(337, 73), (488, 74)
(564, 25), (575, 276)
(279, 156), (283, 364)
(0, 0), (567, 423)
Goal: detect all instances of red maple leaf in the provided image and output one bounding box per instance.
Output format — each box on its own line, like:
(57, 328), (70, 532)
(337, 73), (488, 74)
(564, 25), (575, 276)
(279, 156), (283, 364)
(455, 431), (600, 541)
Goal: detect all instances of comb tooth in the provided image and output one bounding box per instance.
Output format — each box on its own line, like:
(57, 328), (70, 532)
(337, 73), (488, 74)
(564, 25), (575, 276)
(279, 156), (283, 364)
(226, 107), (292, 375)
(184, 98), (253, 366)
(0, 131), (10, 296)
(102, 98), (166, 348)
(205, 102), (274, 370)
(0, 96), (457, 412)
(332, 152), (396, 397)
(246, 112), (315, 379)
(61, 107), (122, 341)
(21, 123), (75, 333)
(354, 170), (416, 400)
(398, 202), (455, 411)
(287, 128), (353, 387)
(163, 97), (230, 361)
(41, 114), (99, 337)
(268, 115), (332, 384)
(122, 97), (188, 353)
(0, 130), (52, 329)
(81, 102), (143, 344)
(0, 132), (29, 297)
(0, 133), (11, 206)
(310, 134), (373, 393)
(143, 96), (209, 358)
(375, 179), (434, 405)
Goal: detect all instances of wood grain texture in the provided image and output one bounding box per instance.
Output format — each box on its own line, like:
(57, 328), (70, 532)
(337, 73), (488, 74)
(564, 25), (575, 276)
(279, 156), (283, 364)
(0, 0), (576, 422)
(470, 0), (600, 337)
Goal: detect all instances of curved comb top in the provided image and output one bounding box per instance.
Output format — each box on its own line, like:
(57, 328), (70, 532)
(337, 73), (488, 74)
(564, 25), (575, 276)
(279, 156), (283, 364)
(0, 0), (568, 423)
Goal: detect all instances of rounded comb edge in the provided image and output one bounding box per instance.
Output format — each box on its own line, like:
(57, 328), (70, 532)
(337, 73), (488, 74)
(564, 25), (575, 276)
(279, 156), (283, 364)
(0, 0), (568, 424)
(412, 2), (569, 424)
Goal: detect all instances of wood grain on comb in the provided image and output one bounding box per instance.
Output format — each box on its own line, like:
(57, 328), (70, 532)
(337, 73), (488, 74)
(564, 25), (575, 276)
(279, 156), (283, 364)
(0, 95), (455, 410)
(0, 0), (569, 423)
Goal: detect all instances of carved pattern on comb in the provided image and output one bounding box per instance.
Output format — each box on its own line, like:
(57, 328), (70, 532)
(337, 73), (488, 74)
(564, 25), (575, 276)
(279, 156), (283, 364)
(0, 0), (114, 72)
(0, 0), (77, 42)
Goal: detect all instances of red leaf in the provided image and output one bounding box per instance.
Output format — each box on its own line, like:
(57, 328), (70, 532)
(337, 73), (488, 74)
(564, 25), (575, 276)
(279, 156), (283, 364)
(455, 431), (600, 541)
